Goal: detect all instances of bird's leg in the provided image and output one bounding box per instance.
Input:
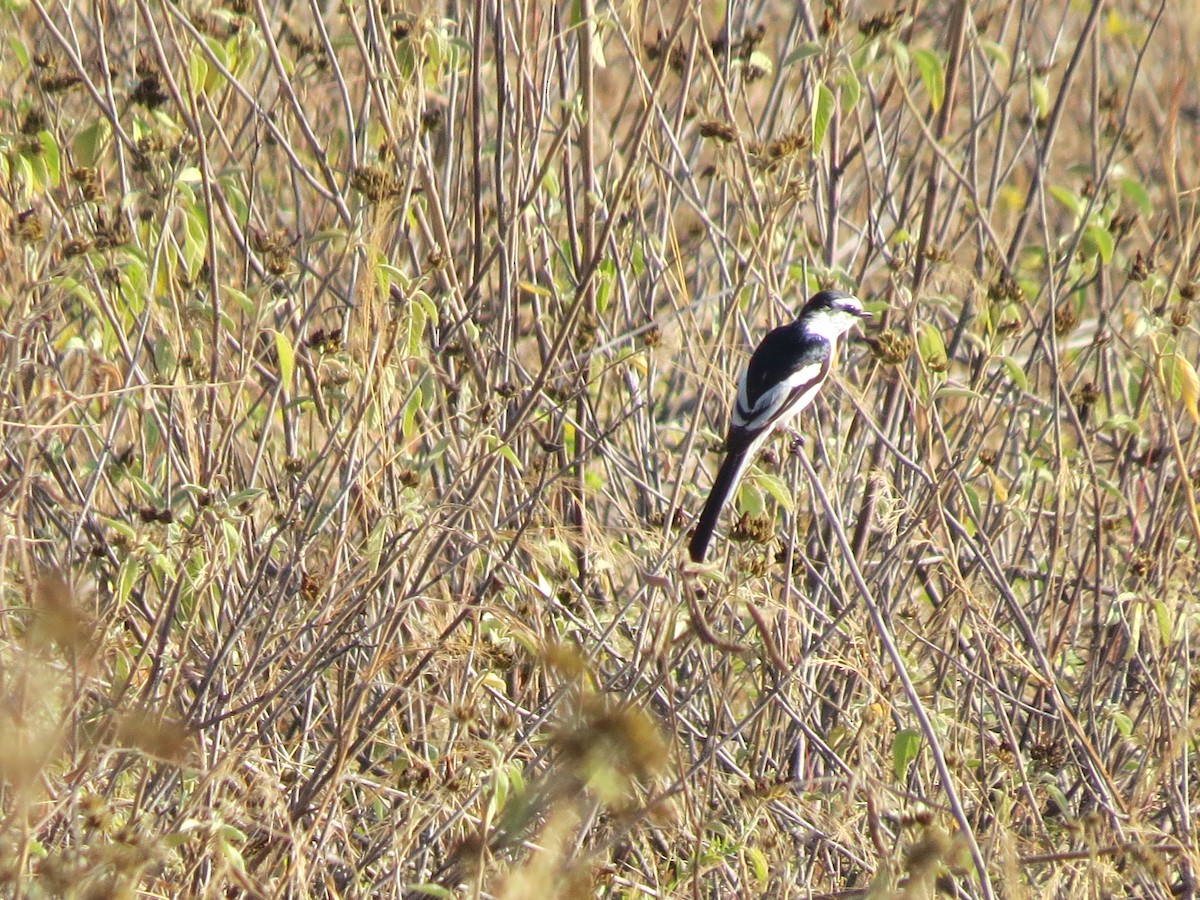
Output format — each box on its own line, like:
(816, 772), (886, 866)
(788, 432), (806, 455)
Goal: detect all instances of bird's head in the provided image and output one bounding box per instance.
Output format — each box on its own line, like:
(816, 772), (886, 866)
(798, 289), (871, 340)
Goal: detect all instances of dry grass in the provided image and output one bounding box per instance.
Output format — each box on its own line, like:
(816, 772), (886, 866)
(1, 0), (1198, 896)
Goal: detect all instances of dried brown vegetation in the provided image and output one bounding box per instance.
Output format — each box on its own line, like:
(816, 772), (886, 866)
(1, 0), (1198, 897)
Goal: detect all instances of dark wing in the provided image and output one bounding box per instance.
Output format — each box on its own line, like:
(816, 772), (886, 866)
(740, 323), (830, 409)
(727, 324), (830, 449)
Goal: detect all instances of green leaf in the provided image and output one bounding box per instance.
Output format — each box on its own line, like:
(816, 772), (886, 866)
(182, 204), (208, 279)
(364, 517), (388, 574)
(405, 292), (427, 356)
(401, 384), (422, 442)
(1081, 224), (1114, 264)
(1152, 597), (1172, 644)
(631, 241), (645, 278)
(273, 330), (295, 386)
(1165, 353), (1200, 424)
(595, 258), (615, 315)
(917, 322), (947, 371)
(189, 49), (209, 97)
(414, 290), (439, 325)
(1048, 185), (1082, 218)
(1044, 783), (1070, 815)
(7, 37), (29, 69)
(836, 65), (862, 114)
(154, 334), (176, 376)
(782, 42), (822, 68)
(375, 263), (398, 299)
(218, 823), (248, 843)
(404, 886), (454, 899)
(26, 148), (49, 192)
(737, 482), (765, 518)
(74, 119), (111, 169)
(1031, 77), (1049, 120)
(746, 50), (774, 78)
(746, 846), (769, 890)
(223, 285), (256, 318)
(912, 49), (944, 111)
(117, 249), (149, 316)
(116, 557), (141, 608)
(1000, 356), (1028, 391)
(38, 132), (61, 187)
(1118, 177), (1152, 217)
(1098, 414), (1139, 435)
(812, 83), (835, 148)
(962, 483), (981, 523)
(226, 488), (266, 508)
(484, 434), (522, 469)
(892, 729), (921, 781)
(979, 39), (1010, 68)
(217, 835), (247, 876)
(11, 154), (33, 197)
(754, 472), (795, 513)
(106, 518), (138, 543)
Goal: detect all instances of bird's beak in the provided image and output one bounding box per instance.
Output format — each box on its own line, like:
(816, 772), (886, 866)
(857, 309), (873, 321)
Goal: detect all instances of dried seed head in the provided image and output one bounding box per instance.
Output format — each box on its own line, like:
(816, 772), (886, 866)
(860, 9), (904, 37)
(350, 164), (402, 202)
(987, 273), (1024, 303)
(553, 695), (668, 788)
(80, 793), (113, 833)
(698, 119), (737, 143)
(870, 330), (913, 365)
(1109, 212), (1136, 238)
(420, 106), (444, 132)
(10, 209), (44, 243)
(40, 72), (82, 94)
(131, 71), (169, 109)
(1071, 381), (1099, 419)
(904, 826), (958, 879)
(1128, 249), (1153, 282)
(20, 108), (47, 135)
(734, 553), (769, 576)
(730, 512), (773, 545)
(115, 708), (192, 762)
(1053, 304), (1078, 336)
(31, 571), (98, 658)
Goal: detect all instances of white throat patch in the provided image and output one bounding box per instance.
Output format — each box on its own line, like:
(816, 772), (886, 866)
(803, 309), (861, 342)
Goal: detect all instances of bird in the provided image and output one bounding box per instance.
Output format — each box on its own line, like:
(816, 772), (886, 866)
(688, 289), (871, 563)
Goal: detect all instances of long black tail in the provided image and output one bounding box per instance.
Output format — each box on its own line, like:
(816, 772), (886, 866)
(688, 449), (749, 562)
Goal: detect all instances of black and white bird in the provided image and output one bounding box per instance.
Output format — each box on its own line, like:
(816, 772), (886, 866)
(688, 289), (871, 563)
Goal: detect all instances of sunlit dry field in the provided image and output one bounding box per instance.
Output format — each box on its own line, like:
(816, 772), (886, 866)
(1, 0), (1198, 896)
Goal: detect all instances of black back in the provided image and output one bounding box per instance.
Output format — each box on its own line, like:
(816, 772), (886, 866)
(739, 321), (830, 415)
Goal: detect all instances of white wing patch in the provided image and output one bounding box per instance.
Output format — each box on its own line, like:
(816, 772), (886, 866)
(773, 379), (824, 429)
(734, 370), (750, 425)
(732, 361), (826, 431)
